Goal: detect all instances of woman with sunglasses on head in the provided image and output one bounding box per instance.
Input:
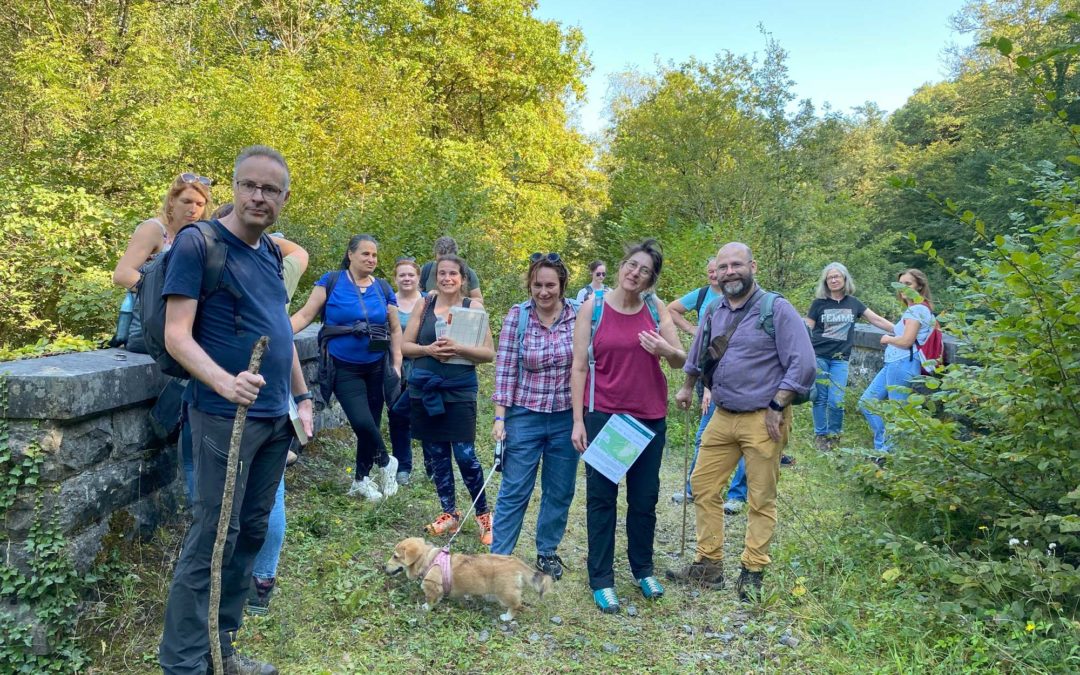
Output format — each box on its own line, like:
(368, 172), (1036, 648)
(112, 173), (213, 352)
(291, 234), (403, 501)
(402, 254), (496, 544)
(491, 252), (579, 580)
(570, 239), (686, 614)
(387, 257), (426, 485)
(575, 260), (608, 303)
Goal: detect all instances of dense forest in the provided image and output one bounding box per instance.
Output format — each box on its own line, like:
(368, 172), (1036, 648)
(1, 0), (1077, 670)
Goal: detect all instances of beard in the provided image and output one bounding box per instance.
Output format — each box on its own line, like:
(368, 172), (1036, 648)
(722, 277), (752, 298)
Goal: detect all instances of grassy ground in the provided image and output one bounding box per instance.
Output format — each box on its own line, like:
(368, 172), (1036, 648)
(77, 404), (1057, 673)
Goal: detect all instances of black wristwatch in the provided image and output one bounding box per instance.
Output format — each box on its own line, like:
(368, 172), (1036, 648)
(768, 399), (785, 412)
(293, 391), (314, 404)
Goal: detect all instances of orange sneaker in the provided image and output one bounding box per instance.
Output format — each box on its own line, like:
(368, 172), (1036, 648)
(475, 512), (493, 546)
(426, 510), (462, 536)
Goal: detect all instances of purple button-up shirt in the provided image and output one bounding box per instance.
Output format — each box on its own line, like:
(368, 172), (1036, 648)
(684, 288), (816, 412)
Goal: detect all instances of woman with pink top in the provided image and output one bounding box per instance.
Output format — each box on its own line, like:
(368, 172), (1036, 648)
(570, 239), (686, 614)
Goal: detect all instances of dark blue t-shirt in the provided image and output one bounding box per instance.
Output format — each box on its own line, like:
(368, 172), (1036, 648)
(163, 220), (292, 418)
(317, 270), (398, 364)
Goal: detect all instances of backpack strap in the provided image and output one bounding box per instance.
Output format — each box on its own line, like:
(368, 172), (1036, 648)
(320, 270), (345, 324)
(693, 286), (709, 315)
(643, 293), (660, 327)
(586, 290), (607, 413)
(514, 300), (531, 385)
(756, 291), (781, 338)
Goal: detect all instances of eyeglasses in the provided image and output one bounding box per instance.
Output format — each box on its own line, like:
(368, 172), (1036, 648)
(180, 173), (212, 187)
(623, 259), (654, 278)
(235, 179), (284, 200)
(594, 271), (606, 277)
(529, 252), (563, 264)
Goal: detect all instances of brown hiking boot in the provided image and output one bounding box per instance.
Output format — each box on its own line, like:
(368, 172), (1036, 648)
(665, 559), (725, 589)
(814, 435), (830, 452)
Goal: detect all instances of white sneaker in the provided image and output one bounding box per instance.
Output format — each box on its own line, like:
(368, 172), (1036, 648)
(379, 456), (399, 497)
(723, 499), (744, 515)
(671, 492), (694, 505)
(348, 477), (383, 502)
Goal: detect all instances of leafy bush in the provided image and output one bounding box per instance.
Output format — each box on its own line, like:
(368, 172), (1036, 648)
(865, 154), (1079, 625)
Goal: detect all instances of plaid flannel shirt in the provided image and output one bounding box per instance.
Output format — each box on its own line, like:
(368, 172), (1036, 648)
(492, 300), (576, 413)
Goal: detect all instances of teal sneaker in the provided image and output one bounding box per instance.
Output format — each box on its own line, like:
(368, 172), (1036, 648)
(638, 575), (664, 599)
(592, 587), (620, 614)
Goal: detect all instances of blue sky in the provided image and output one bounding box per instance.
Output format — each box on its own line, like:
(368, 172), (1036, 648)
(535, 0), (971, 135)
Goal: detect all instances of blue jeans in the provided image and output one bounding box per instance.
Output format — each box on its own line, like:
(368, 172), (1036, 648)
(859, 357), (921, 452)
(252, 475), (286, 580)
(491, 408), (579, 557)
(424, 441), (489, 515)
(812, 357), (850, 437)
(685, 402), (746, 502)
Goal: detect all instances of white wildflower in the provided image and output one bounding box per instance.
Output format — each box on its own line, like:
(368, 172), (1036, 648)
(1008, 538), (1019, 546)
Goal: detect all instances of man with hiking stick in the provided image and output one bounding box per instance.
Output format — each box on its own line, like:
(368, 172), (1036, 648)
(666, 243), (814, 601)
(159, 146), (312, 675)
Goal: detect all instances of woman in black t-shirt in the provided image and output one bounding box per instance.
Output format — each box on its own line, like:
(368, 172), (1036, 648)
(805, 263), (894, 450)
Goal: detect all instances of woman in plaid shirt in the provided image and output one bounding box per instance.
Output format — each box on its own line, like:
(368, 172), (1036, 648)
(490, 253), (579, 581)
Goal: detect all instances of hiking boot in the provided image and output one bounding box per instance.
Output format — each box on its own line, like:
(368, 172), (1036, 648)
(665, 559), (725, 590)
(780, 454), (796, 467)
(536, 554), (565, 581)
(736, 566), (764, 602)
(827, 434), (841, 451)
(347, 476), (383, 502)
(814, 435), (830, 452)
(207, 652), (278, 675)
(671, 491), (694, 505)
(396, 471), (411, 486)
(425, 510), (462, 536)
(244, 577), (275, 616)
(592, 587), (620, 614)
(637, 575), (665, 600)
(723, 499), (744, 515)
(379, 456), (399, 497)
(475, 512), (493, 546)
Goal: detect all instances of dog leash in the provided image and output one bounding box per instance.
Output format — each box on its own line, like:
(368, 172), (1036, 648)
(443, 440), (502, 551)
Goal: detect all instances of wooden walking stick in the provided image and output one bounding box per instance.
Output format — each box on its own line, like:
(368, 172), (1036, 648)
(209, 336), (268, 674)
(680, 405), (692, 558)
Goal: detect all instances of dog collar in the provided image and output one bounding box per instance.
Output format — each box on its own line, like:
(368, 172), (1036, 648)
(422, 546), (453, 597)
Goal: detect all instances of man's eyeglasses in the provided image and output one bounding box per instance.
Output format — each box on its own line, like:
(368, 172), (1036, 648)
(180, 173), (212, 187)
(529, 252), (563, 264)
(235, 179), (284, 200)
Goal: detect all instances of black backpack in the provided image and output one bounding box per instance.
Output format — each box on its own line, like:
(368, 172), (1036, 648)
(140, 220), (282, 379)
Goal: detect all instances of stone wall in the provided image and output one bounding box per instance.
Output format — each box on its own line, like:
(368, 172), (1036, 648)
(849, 324), (962, 386)
(0, 325), (344, 575)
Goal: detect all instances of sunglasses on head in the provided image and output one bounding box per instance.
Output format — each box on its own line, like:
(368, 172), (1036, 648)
(180, 172), (212, 187)
(395, 256), (416, 264)
(529, 252), (562, 264)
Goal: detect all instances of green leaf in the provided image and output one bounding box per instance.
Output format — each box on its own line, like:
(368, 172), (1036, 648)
(1017, 55), (1033, 69)
(996, 37), (1013, 56)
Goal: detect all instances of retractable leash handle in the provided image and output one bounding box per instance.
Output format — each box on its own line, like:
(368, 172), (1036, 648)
(494, 439), (504, 472)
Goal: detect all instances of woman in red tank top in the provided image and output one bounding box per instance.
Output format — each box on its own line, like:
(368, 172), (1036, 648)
(569, 239), (686, 614)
